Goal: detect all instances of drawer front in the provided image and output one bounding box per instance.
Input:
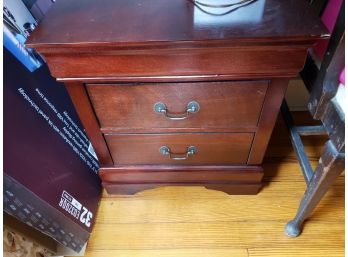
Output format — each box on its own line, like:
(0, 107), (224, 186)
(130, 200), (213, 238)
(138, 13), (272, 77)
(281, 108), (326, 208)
(42, 47), (308, 80)
(105, 133), (253, 165)
(87, 81), (268, 132)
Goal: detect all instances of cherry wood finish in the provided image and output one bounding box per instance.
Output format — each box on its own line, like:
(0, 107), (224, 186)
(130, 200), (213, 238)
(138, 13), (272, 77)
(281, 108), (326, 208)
(99, 165), (263, 183)
(87, 81), (267, 132)
(248, 79), (290, 164)
(27, 0), (325, 46)
(27, 47), (310, 80)
(102, 183), (262, 195)
(104, 133), (253, 165)
(27, 0), (326, 195)
(64, 82), (113, 165)
(26, 0), (327, 81)
(100, 165), (263, 194)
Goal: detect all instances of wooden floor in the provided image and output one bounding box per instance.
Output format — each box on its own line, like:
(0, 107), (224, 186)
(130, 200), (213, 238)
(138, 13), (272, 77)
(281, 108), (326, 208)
(78, 113), (345, 257)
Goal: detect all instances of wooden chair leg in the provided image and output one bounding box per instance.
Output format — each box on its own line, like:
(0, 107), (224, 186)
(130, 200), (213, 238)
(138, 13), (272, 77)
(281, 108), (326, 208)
(285, 140), (344, 237)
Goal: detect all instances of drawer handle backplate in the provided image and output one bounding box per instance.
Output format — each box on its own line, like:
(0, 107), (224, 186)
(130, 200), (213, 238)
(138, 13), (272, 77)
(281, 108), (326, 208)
(154, 101), (200, 120)
(159, 146), (197, 160)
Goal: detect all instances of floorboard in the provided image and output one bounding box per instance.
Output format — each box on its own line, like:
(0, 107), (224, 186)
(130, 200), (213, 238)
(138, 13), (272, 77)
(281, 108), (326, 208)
(75, 112), (345, 257)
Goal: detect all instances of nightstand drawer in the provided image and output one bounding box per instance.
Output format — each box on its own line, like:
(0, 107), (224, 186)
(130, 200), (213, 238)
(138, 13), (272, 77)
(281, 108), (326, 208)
(104, 133), (254, 165)
(87, 81), (268, 132)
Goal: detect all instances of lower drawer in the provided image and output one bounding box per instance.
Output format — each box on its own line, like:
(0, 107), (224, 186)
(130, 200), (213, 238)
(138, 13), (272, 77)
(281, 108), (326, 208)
(105, 133), (253, 165)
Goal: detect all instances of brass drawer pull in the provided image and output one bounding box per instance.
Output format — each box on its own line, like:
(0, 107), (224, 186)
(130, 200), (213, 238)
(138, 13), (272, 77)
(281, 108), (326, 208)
(159, 146), (197, 160)
(154, 101), (200, 120)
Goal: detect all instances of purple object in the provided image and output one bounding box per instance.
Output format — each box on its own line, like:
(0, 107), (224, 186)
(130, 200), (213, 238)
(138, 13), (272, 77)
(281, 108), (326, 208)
(313, 0), (343, 59)
(339, 68), (345, 85)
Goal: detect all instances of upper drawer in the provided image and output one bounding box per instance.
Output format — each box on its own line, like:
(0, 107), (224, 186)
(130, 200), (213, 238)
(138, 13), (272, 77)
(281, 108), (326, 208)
(87, 81), (268, 132)
(36, 46), (309, 80)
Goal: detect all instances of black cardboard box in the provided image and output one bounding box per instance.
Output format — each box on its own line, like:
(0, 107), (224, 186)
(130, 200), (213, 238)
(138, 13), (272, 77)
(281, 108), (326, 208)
(4, 47), (102, 254)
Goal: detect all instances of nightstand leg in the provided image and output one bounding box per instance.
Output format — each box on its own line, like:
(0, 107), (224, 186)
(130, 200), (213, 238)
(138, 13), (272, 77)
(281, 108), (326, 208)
(285, 140), (344, 237)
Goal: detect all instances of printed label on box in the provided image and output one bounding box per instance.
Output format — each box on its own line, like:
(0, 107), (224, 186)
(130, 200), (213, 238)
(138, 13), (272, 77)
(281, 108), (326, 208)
(59, 191), (93, 228)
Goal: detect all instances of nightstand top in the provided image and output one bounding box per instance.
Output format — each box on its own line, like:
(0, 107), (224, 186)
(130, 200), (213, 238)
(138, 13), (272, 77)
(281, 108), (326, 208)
(27, 0), (327, 49)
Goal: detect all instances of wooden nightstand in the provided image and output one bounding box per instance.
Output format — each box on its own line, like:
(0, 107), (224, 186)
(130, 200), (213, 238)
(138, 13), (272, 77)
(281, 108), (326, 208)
(27, 0), (326, 195)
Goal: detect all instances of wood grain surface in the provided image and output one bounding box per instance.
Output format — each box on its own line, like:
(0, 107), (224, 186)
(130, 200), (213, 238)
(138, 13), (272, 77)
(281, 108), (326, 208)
(26, 0), (326, 47)
(99, 165), (263, 195)
(25, 0), (327, 198)
(64, 82), (113, 164)
(105, 133), (253, 165)
(26, 0), (327, 80)
(99, 166), (263, 183)
(87, 81), (267, 132)
(35, 47), (310, 80)
(248, 79), (289, 164)
(102, 183), (262, 196)
(72, 112), (344, 257)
